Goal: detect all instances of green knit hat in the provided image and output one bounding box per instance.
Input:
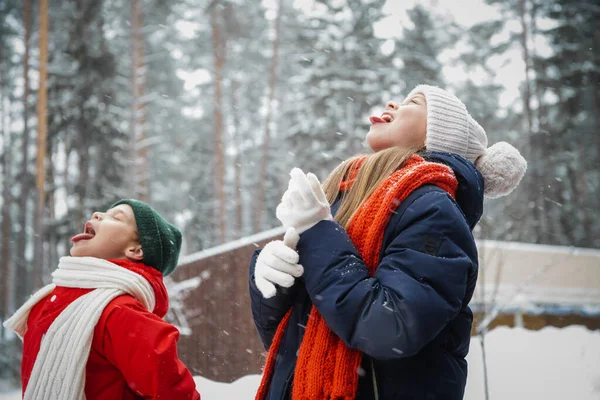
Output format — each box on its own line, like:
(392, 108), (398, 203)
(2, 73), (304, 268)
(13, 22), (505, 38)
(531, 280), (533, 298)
(110, 199), (182, 276)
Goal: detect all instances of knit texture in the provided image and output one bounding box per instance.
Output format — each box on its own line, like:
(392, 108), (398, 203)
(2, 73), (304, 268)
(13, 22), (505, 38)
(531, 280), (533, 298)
(3, 257), (166, 400)
(111, 199), (182, 275)
(255, 155), (458, 400)
(338, 157), (366, 192)
(404, 85), (527, 198)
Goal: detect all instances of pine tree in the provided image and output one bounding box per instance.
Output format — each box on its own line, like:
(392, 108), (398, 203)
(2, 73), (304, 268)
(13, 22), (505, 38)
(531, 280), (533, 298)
(278, 0), (389, 184)
(40, 0), (128, 264)
(0, 0), (23, 380)
(16, 0), (33, 309)
(392, 5), (457, 92)
(477, 0), (600, 247)
(533, 0), (600, 247)
(255, 0), (284, 232)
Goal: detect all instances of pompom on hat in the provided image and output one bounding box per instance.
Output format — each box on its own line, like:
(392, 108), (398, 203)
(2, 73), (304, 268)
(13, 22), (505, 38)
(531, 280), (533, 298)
(404, 85), (527, 198)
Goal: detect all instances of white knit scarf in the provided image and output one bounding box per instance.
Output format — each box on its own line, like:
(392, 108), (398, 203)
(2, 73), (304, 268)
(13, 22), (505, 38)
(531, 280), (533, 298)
(3, 256), (156, 400)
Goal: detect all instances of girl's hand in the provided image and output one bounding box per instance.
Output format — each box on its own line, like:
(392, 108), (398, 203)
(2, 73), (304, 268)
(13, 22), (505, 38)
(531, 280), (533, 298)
(254, 228), (302, 298)
(276, 168), (333, 234)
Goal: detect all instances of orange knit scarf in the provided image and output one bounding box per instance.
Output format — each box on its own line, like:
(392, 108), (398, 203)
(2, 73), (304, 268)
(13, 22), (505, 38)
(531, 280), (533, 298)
(256, 155), (458, 400)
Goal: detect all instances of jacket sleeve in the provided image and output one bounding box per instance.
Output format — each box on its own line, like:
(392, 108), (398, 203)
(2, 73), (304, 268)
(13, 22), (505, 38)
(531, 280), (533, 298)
(297, 189), (476, 360)
(249, 250), (299, 350)
(101, 301), (201, 399)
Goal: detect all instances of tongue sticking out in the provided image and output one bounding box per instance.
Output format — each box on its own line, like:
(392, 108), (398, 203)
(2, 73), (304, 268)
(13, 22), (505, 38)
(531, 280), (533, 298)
(70, 233), (95, 243)
(369, 115), (386, 125)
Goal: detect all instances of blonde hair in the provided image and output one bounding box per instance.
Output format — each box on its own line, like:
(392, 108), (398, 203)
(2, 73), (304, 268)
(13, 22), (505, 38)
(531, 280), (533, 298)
(322, 146), (423, 229)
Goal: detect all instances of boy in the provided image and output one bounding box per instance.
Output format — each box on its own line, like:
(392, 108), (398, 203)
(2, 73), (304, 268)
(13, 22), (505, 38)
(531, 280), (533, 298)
(4, 199), (201, 400)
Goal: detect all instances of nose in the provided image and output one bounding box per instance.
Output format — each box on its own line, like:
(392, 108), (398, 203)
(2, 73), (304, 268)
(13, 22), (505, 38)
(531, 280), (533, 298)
(386, 101), (399, 111)
(92, 212), (103, 221)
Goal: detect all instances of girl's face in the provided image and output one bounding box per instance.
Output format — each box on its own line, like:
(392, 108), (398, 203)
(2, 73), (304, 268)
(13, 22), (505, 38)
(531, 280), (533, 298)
(366, 94), (427, 152)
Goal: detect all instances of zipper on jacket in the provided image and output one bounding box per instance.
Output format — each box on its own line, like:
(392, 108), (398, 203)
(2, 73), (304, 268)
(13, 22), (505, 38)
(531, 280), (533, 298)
(370, 357), (380, 400)
(283, 368), (294, 399)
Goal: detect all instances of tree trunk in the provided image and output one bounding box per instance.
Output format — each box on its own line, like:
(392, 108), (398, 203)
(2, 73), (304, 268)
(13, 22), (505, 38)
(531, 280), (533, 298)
(530, 0), (559, 244)
(0, 64), (2, 346)
(0, 50), (13, 335)
(131, 0), (149, 201)
(46, 136), (58, 269)
(2, 80), (15, 321)
(577, 143), (592, 246)
(17, 0), (32, 306)
(255, 0), (284, 232)
(33, 0), (49, 289)
(210, 2), (226, 243)
(518, 0), (545, 243)
(231, 79), (243, 238)
(76, 115), (90, 229)
(562, 163), (579, 243)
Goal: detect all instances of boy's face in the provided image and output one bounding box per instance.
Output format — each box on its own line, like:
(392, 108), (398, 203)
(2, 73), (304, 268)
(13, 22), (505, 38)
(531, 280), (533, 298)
(70, 204), (143, 261)
(366, 94), (427, 152)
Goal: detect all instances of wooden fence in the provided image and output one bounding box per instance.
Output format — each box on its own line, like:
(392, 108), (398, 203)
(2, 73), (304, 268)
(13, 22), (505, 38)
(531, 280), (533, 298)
(170, 229), (600, 382)
(169, 228), (285, 382)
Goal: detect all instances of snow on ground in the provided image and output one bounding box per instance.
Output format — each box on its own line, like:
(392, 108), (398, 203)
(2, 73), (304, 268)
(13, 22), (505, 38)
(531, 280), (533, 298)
(1, 325), (598, 400)
(193, 375), (262, 399)
(464, 325), (600, 400)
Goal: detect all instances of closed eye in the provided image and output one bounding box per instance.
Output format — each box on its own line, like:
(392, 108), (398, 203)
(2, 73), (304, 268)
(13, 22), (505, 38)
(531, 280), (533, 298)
(106, 213), (122, 222)
(108, 209), (127, 221)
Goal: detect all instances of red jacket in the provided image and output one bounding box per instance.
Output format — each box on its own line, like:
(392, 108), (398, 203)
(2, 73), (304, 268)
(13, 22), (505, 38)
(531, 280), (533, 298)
(21, 259), (200, 399)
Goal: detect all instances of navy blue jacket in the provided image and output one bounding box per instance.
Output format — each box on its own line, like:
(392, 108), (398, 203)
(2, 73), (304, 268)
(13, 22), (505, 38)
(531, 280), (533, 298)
(249, 152), (484, 400)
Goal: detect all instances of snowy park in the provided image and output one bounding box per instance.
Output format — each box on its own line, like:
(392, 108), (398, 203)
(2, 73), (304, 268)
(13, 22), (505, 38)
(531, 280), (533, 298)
(0, 0), (598, 399)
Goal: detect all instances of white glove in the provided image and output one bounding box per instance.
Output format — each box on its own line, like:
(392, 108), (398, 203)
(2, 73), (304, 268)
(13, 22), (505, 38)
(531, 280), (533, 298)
(276, 168), (333, 234)
(254, 228), (303, 298)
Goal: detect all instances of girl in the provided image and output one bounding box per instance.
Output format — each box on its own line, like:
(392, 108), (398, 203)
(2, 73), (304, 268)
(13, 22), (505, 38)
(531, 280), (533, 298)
(250, 85), (526, 399)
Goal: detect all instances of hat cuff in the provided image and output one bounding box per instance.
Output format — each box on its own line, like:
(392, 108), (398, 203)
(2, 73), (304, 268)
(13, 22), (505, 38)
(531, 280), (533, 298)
(111, 199), (163, 273)
(406, 85), (471, 158)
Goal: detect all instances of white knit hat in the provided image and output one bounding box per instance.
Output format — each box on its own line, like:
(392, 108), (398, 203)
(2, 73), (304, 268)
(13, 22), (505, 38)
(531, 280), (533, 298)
(404, 85), (527, 198)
